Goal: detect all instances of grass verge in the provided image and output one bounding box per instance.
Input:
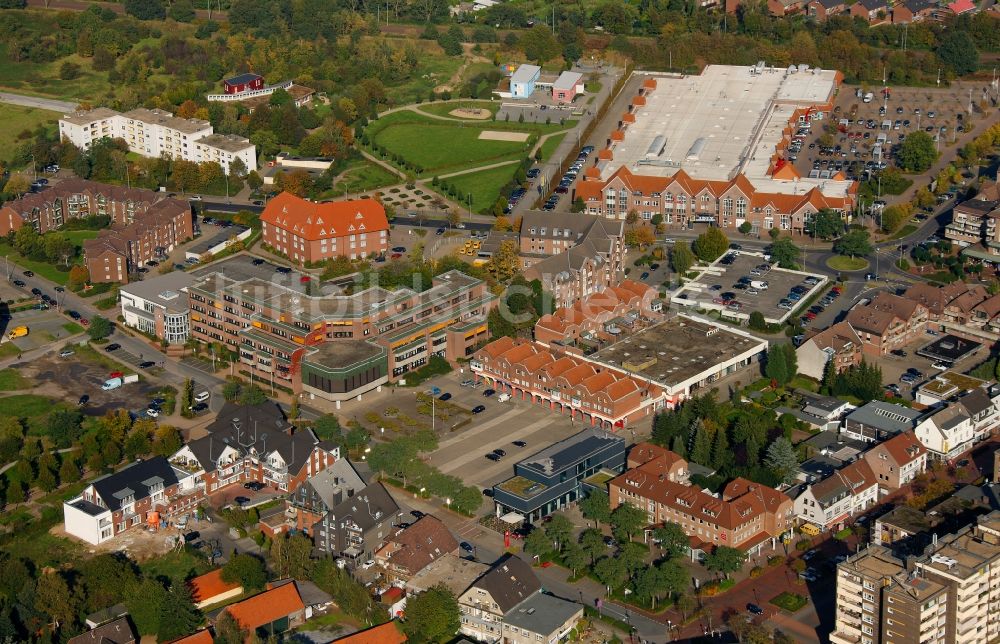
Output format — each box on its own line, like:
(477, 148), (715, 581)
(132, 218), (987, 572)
(0, 367), (29, 390)
(825, 255), (869, 271)
(435, 163), (521, 213)
(0, 104), (60, 162)
(770, 591), (809, 612)
(538, 132), (567, 163)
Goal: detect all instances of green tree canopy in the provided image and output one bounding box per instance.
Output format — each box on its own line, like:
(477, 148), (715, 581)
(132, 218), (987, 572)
(833, 229), (873, 258)
(579, 489), (611, 527)
(222, 553), (267, 591)
(87, 315), (114, 340)
(764, 437), (799, 485)
(692, 227), (729, 262)
(806, 209), (844, 240)
(403, 585), (460, 643)
(670, 242), (695, 275)
(703, 545), (747, 578)
(937, 30), (979, 75)
(896, 130), (939, 173)
(769, 237), (800, 269)
(610, 502), (647, 542)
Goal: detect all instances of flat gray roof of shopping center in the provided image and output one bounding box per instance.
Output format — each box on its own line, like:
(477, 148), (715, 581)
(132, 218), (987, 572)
(590, 314), (766, 388)
(187, 225), (249, 258)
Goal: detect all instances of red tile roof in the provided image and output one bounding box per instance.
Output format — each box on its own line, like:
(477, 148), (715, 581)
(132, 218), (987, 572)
(165, 630), (214, 644)
(222, 582), (305, 632)
(261, 192), (388, 241)
(188, 568), (242, 604)
(333, 621), (407, 644)
(873, 431), (926, 467)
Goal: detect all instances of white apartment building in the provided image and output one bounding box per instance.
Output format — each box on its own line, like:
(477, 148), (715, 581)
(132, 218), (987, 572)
(59, 107), (256, 175)
(793, 459), (878, 533)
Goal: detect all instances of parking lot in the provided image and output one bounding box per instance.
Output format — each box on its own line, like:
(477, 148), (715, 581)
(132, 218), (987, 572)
(674, 250), (826, 323)
(790, 83), (988, 182)
(2, 306), (82, 352)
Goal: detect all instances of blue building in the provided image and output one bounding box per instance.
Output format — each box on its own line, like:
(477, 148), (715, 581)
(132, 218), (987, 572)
(492, 428), (626, 524)
(510, 64), (541, 98)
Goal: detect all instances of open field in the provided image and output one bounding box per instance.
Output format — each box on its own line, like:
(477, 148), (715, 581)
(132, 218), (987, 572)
(368, 111), (566, 177)
(0, 103), (60, 162)
(436, 163), (520, 214)
(330, 158), (400, 197)
(0, 241), (73, 284)
(0, 50), (110, 103)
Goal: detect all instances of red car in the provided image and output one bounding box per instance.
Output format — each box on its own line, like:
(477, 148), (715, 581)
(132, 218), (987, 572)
(109, 371), (123, 379)
(80, 318), (90, 326)
(805, 312), (817, 320)
(300, 275), (311, 283)
(391, 253), (403, 259)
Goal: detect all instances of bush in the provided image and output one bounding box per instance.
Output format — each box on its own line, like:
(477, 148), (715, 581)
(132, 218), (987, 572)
(770, 592), (808, 612)
(795, 539), (811, 551)
(834, 527), (853, 540)
(749, 566), (763, 579)
(767, 555), (784, 567)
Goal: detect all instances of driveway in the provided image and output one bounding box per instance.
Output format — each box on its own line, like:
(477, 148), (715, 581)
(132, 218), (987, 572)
(0, 91), (77, 113)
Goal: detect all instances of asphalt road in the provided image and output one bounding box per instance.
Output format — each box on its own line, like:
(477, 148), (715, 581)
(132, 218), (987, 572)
(0, 91), (77, 113)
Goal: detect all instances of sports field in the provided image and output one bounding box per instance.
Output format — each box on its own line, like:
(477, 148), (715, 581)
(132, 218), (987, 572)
(367, 110), (570, 177)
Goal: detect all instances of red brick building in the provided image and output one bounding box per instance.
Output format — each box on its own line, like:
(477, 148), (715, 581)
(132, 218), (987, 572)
(609, 445), (792, 555)
(845, 292), (928, 356)
(533, 280), (661, 345)
(261, 192), (389, 264)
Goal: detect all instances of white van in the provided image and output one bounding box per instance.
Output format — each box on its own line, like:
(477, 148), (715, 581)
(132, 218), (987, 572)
(496, 393), (511, 403)
(750, 280), (769, 290)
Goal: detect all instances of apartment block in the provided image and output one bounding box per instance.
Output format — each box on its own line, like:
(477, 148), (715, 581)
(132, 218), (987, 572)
(533, 280), (662, 345)
(846, 292), (928, 356)
(59, 107), (256, 174)
(862, 431), (928, 495)
(260, 193), (390, 264)
(793, 459), (878, 532)
(945, 199), (1000, 247)
(609, 445), (792, 555)
(831, 511), (1000, 644)
(187, 269), (493, 401)
(795, 320), (863, 380)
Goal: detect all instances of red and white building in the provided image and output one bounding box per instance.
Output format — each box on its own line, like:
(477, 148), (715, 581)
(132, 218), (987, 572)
(223, 73), (264, 94)
(261, 192), (390, 264)
(574, 66), (857, 236)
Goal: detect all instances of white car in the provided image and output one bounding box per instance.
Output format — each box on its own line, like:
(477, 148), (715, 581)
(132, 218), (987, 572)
(663, 238), (676, 244)
(194, 391), (210, 403)
(146, 408), (160, 418)
(59, 349), (74, 358)
(361, 560), (376, 570)
(932, 362), (951, 371)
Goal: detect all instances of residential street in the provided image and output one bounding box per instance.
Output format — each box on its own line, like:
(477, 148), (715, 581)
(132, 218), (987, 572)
(0, 90), (77, 113)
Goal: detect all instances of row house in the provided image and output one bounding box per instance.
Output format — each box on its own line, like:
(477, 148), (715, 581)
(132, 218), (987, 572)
(915, 387), (1000, 460)
(793, 459), (878, 533)
(521, 240), (617, 310)
(609, 445), (792, 555)
(533, 280), (661, 345)
(842, 400), (923, 443)
(168, 401), (339, 495)
(850, 0), (889, 22)
(942, 284), (991, 326)
(908, 281), (1000, 333)
(806, 0), (848, 19)
(861, 431), (928, 495)
(187, 269), (494, 401)
(906, 281), (983, 330)
(574, 167), (855, 237)
(63, 456), (203, 545)
(458, 555), (583, 644)
(845, 292), (928, 356)
(892, 0), (944, 22)
(83, 199), (194, 284)
(260, 192), (390, 264)
(471, 337), (666, 430)
(795, 320), (863, 380)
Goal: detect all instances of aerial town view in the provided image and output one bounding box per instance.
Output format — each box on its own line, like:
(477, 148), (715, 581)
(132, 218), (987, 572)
(2, 0), (1000, 642)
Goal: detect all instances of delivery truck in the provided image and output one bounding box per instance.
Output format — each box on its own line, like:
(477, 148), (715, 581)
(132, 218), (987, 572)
(7, 326), (28, 339)
(101, 374), (138, 390)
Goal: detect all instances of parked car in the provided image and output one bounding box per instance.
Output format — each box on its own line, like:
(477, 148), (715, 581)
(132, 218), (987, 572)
(438, 392), (452, 401)
(78, 395), (89, 406)
(485, 453), (500, 461)
(512, 440), (527, 447)
(244, 481), (265, 491)
(105, 343), (121, 352)
(361, 560), (376, 570)
(472, 405), (486, 414)
(747, 604), (765, 616)
(483, 389), (495, 397)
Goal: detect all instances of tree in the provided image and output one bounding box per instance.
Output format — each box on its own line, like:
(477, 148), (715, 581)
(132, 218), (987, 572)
(579, 490), (611, 527)
(222, 553), (267, 591)
(579, 528), (605, 564)
(68, 265), (90, 290)
(181, 378), (194, 412)
(765, 437), (799, 485)
(710, 424), (730, 470)
(653, 522), (689, 559)
(485, 239), (519, 282)
(153, 425), (183, 456)
(738, 221), (753, 235)
(896, 130), (939, 172)
(313, 414), (344, 443)
(633, 566), (666, 608)
(765, 345), (792, 386)
(35, 571), (79, 629)
(704, 545), (747, 578)
(59, 454), (81, 484)
(87, 316), (113, 341)
(670, 243), (695, 276)
(3, 174), (31, 198)
(692, 227), (729, 262)
(563, 542), (589, 576)
(213, 611), (249, 644)
(519, 25), (560, 63)
(124, 0), (165, 20)
(610, 503), (647, 542)
(268, 533), (313, 580)
(168, 0), (195, 21)
(689, 418), (712, 465)
(222, 380), (242, 402)
(937, 30), (979, 76)
(676, 592), (696, 619)
(834, 229), (873, 258)
(156, 583), (201, 641)
(806, 209), (844, 240)
(524, 528), (552, 559)
(238, 384), (268, 406)
(403, 584), (460, 643)
(46, 409), (82, 449)
(594, 556), (628, 592)
(545, 514), (574, 552)
(126, 578), (168, 636)
(769, 237), (800, 269)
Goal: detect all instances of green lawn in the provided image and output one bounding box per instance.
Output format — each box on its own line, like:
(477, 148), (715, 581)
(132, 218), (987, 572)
(139, 549), (212, 585)
(62, 322), (85, 335)
(538, 132), (567, 163)
(0, 394), (57, 419)
(0, 343), (21, 358)
(887, 224), (918, 241)
(437, 164), (522, 213)
(330, 159), (400, 197)
(0, 50), (111, 103)
(0, 368), (29, 391)
(415, 100), (498, 119)
(0, 104), (60, 162)
(0, 241), (73, 284)
(368, 111), (570, 177)
(826, 255), (869, 271)
(770, 592), (809, 612)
